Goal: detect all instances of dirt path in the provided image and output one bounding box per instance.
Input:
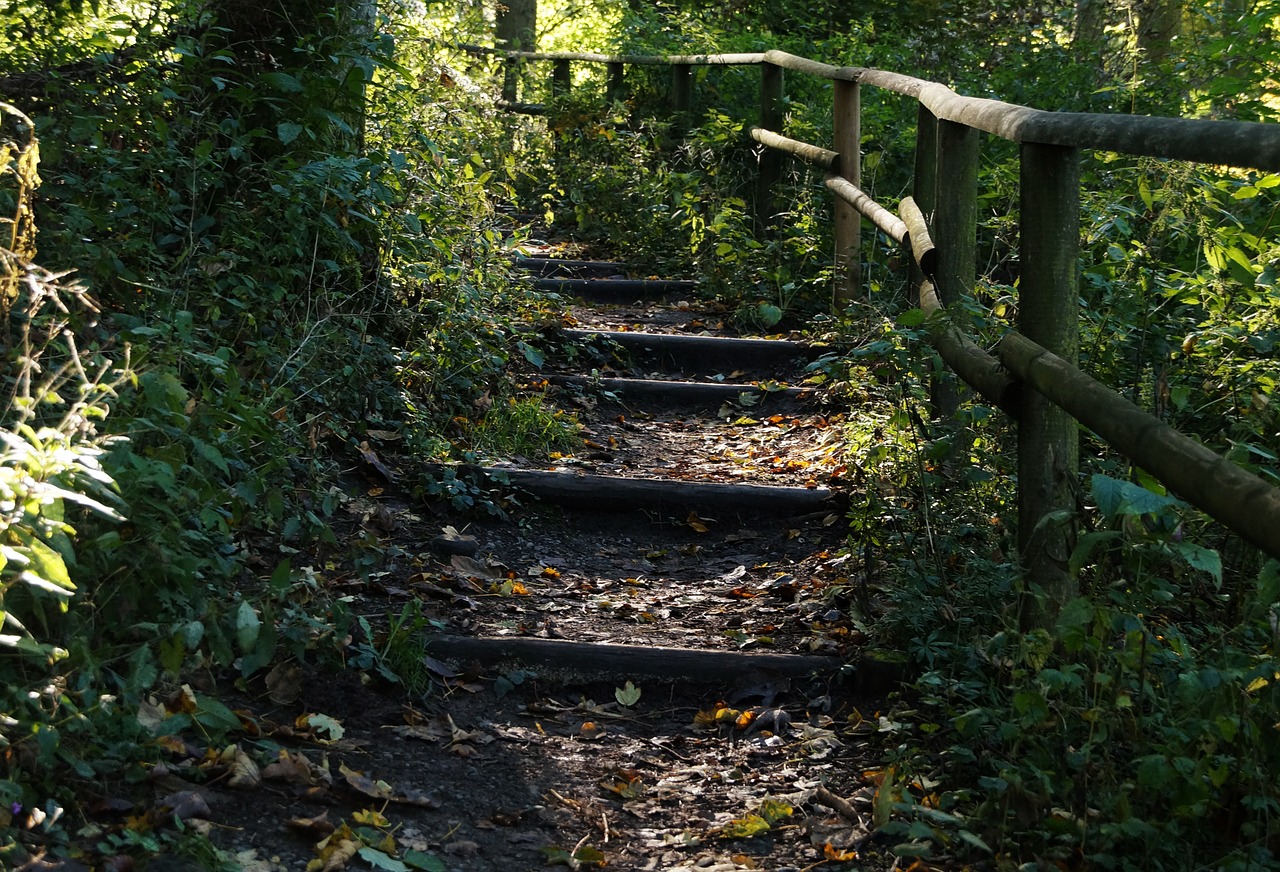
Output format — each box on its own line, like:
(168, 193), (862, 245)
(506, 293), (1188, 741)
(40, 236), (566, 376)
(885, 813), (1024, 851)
(191, 251), (900, 871)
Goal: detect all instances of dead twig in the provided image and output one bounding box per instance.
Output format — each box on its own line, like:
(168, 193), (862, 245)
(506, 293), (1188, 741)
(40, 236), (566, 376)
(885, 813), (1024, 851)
(813, 784), (862, 825)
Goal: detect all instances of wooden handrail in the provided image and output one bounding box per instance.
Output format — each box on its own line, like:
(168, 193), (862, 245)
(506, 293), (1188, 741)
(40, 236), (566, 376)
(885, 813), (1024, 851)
(459, 43), (764, 66)
(750, 127), (841, 173)
(468, 39), (1280, 586)
(466, 42), (1280, 172)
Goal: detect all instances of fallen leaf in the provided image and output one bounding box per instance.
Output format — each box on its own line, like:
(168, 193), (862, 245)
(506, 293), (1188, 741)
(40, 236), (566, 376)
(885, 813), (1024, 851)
(298, 713), (345, 743)
(358, 847), (408, 871)
(824, 842), (859, 861)
(600, 769), (646, 799)
(686, 511), (712, 533)
(338, 763), (393, 800)
(157, 790), (211, 822)
(349, 808), (389, 827)
(719, 814), (770, 839)
(357, 441), (396, 483)
(261, 749), (331, 787)
(218, 745), (261, 788)
(313, 836), (360, 872)
(286, 812), (336, 837)
(265, 662), (304, 705)
(450, 555), (502, 580)
(614, 681), (641, 708)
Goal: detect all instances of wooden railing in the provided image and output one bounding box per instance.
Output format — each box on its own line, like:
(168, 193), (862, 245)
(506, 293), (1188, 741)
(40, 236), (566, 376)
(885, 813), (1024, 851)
(462, 43), (1280, 611)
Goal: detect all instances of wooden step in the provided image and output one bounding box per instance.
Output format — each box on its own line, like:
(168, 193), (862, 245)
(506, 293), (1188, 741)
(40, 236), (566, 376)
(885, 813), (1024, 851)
(426, 635), (906, 691)
(438, 464), (839, 515)
(513, 256), (628, 278)
(427, 635), (842, 681)
(532, 277), (701, 298)
(558, 328), (820, 371)
(548, 374), (811, 410)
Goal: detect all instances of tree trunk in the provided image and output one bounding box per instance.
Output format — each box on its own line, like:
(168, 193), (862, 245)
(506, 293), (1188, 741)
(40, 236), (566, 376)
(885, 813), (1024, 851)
(496, 0), (537, 102)
(1131, 0), (1182, 64)
(495, 0), (537, 50)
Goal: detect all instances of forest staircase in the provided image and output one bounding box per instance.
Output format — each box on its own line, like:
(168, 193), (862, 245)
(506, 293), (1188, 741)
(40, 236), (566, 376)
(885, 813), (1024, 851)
(426, 247), (900, 689)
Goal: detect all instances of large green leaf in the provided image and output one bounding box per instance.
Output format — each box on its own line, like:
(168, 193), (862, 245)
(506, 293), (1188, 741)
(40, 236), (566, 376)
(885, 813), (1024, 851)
(11, 532), (75, 595)
(1090, 474), (1180, 519)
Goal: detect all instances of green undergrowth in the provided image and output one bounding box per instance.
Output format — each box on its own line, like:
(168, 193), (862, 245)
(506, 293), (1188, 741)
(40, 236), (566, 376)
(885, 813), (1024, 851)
(0, 3), (571, 865)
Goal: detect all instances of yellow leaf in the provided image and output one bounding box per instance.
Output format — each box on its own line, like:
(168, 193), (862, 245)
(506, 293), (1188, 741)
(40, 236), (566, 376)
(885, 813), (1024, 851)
(719, 814), (770, 839)
(824, 843), (859, 861)
(758, 798), (792, 824)
(351, 808), (389, 827)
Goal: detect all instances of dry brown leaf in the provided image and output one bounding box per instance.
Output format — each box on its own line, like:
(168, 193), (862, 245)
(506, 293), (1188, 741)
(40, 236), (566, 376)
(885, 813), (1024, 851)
(262, 749), (331, 787)
(338, 762), (392, 800)
(450, 554), (502, 580)
(157, 790), (211, 822)
(265, 662), (304, 705)
(308, 827), (360, 872)
(286, 811), (336, 837)
(219, 745), (261, 788)
(389, 787), (442, 809)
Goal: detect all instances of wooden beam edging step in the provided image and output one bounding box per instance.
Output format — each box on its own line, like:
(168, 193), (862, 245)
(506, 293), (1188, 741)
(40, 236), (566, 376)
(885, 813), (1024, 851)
(513, 256), (627, 278)
(424, 635), (905, 691)
(559, 328), (821, 364)
(531, 277), (701, 297)
(547, 374), (812, 406)
(432, 464), (839, 514)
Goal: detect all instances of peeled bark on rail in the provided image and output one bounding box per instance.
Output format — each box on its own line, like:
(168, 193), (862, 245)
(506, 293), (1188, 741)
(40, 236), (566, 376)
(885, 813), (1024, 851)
(761, 50), (859, 82)
(999, 333), (1280, 560)
(424, 635), (882, 684)
(897, 196), (937, 277)
(824, 177), (906, 244)
(750, 127), (841, 173)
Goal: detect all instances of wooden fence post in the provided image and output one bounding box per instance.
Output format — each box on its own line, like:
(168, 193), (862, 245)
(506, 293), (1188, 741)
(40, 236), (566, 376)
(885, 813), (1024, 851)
(756, 61), (784, 233)
(552, 59), (572, 99)
(1018, 142), (1081, 627)
(930, 119), (979, 419)
(832, 79), (860, 306)
(671, 63), (693, 136)
(607, 61), (626, 105)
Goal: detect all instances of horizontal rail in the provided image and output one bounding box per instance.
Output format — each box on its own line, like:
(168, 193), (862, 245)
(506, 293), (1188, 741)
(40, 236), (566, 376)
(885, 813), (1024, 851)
(474, 36), (1280, 565)
(898, 199), (1019, 416)
(898, 196), (1280, 559)
(459, 44), (764, 67)
(824, 176), (907, 244)
(750, 127), (841, 172)
(999, 333), (1280, 558)
(897, 196), (937, 276)
(469, 43), (1280, 172)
